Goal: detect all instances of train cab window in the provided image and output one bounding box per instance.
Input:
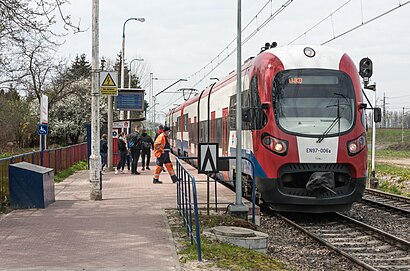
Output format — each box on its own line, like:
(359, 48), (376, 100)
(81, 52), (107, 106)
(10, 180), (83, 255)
(273, 69), (356, 136)
(250, 76), (267, 130)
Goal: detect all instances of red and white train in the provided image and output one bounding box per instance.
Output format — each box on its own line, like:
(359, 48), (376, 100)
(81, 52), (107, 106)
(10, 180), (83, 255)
(165, 44), (380, 213)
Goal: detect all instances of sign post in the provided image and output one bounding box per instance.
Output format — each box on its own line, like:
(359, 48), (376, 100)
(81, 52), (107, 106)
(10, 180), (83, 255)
(100, 71), (118, 171)
(198, 143), (219, 215)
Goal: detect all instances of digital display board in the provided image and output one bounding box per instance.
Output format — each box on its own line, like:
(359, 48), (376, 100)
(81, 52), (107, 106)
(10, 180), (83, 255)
(114, 89), (145, 111)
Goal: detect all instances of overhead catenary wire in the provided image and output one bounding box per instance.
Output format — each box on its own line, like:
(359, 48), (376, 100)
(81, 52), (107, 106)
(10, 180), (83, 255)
(186, 0), (294, 88)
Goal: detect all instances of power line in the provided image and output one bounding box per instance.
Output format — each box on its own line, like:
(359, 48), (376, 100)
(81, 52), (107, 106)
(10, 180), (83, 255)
(186, 0), (294, 88)
(288, 0), (410, 46)
(321, 1), (410, 45)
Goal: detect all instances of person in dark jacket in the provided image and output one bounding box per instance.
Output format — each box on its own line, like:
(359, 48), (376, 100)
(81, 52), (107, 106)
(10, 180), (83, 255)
(140, 129), (154, 170)
(115, 132), (127, 175)
(128, 125), (142, 175)
(100, 134), (108, 172)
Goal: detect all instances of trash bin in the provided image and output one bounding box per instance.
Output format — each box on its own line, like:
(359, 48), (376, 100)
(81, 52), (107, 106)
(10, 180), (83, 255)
(9, 162), (55, 209)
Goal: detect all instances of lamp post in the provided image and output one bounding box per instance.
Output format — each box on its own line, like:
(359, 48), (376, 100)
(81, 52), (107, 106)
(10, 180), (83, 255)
(128, 58), (144, 88)
(120, 17), (145, 123)
(150, 73), (158, 131)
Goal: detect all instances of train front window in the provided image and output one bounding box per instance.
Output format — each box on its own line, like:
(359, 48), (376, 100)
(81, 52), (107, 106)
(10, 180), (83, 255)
(273, 69), (355, 136)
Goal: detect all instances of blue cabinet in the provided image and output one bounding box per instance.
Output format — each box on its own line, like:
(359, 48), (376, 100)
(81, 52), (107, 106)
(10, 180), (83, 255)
(9, 162), (55, 209)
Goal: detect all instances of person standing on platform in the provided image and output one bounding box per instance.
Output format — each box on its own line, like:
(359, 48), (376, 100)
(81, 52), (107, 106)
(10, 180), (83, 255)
(140, 129), (154, 170)
(128, 125), (142, 175)
(100, 134), (108, 172)
(154, 124), (163, 141)
(115, 132), (127, 174)
(153, 126), (178, 184)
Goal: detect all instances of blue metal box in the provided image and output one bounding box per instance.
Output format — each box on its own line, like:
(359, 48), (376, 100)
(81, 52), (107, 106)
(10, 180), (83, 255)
(9, 162), (55, 209)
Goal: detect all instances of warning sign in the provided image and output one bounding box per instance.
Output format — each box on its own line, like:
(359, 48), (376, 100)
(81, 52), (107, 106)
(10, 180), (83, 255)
(198, 143), (219, 174)
(100, 71), (118, 95)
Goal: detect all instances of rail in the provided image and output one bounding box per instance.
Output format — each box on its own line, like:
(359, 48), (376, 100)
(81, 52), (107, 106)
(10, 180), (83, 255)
(175, 157), (202, 261)
(0, 143), (88, 204)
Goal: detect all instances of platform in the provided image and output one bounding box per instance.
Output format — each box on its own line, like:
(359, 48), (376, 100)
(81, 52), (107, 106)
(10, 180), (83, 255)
(0, 155), (252, 270)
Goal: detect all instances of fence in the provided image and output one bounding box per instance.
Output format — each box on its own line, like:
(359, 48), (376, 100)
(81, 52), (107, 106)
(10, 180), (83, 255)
(0, 143), (88, 204)
(175, 157), (202, 261)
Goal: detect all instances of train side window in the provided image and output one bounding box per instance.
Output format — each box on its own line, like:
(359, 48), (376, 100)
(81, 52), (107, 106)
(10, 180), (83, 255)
(229, 94), (236, 130)
(242, 89), (251, 130)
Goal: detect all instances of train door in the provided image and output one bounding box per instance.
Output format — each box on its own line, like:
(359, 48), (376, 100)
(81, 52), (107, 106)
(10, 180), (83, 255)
(222, 107), (229, 155)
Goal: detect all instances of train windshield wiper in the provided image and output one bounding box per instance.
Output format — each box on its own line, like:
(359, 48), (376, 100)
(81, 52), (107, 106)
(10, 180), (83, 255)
(316, 116), (340, 143)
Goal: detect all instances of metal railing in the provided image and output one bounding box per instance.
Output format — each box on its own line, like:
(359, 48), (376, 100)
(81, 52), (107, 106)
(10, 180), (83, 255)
(0, 143), (88, 204)
(175, 157), (202, 261)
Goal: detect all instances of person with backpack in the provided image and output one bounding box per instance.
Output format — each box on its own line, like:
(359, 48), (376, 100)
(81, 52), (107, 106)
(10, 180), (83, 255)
(115, 132), (128, 175)
(152, 126), (178, 184)
(140, 129), (154, 170)
(128, 125), (142, 175)
(100, 134), (108, 172)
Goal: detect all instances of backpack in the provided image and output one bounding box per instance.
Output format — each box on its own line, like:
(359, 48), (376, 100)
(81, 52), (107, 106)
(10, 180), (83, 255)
(141, 141), (151, 150)
(128, 133), (140, 149)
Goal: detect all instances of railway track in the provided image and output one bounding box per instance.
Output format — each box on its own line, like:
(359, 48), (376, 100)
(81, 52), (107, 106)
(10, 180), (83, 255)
(362, 188), (410, 214)
(276, 211), (410, 271)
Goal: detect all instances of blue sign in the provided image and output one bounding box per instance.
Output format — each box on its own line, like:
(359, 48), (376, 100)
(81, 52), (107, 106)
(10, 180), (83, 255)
(38, 124), (48, 135)
(114, 89), (144, 111)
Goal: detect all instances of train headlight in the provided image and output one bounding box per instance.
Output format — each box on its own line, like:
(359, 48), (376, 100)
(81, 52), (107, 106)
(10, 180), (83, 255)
(262, 133), (288, 156)
(304, 47), (316, 58)
(347, 133), (366, 156)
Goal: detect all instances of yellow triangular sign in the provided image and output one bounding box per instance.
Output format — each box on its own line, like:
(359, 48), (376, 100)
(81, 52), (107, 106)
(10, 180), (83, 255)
(102, 73), (116, 86)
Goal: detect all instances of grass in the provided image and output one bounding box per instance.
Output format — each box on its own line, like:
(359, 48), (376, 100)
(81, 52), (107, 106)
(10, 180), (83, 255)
(54, 160), (88, 183)
(180, 237), (288, 271)
(169, 211), (290, 271)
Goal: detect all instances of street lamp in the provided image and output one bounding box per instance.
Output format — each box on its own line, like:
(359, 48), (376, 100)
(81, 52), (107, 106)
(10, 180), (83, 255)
(150, 73), (159, 131)
(120, 17), (145, 122)
(128, 58), (144, 88)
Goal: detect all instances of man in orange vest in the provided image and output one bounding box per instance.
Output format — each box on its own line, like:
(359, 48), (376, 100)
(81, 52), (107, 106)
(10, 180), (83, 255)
(153, 126), (178, 184)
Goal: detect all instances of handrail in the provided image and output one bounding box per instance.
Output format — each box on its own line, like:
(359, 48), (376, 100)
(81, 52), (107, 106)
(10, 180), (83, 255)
(175, 157), (202, 261)
(178, 155), (257, 224)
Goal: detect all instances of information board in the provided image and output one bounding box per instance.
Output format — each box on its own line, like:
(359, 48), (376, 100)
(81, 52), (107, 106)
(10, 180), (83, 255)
(114, 88), (144, 111)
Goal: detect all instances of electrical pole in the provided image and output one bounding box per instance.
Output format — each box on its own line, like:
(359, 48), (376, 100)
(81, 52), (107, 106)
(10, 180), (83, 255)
(383, 93), (386, 128)
(90, 0), (102, 200)
(228, 0), (248, 219)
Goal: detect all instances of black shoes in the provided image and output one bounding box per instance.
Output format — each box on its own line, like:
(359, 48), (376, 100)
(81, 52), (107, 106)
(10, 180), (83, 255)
(146, 167), (150, 170)
(141, 167), (145, 171)
(132, 171), (141, 175)
(171, 175), (178, 183)
(153, 178), (163, 184)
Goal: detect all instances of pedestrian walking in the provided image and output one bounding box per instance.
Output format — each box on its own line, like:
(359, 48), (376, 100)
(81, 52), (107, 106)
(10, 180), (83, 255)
(100, 134), (108, 172)
(115, 132), (128, 175)
(152, 126), (178, 184)
(140, 129), (154, 170)
(128, 125), (142, 175)
(154, 125), (166, 172)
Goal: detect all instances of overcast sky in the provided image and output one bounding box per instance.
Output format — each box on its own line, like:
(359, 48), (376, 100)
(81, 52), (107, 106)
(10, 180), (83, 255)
(58, 0), (410, 118)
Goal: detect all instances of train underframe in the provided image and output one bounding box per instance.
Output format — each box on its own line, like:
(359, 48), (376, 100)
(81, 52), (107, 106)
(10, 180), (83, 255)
(255, 163), (367, 213)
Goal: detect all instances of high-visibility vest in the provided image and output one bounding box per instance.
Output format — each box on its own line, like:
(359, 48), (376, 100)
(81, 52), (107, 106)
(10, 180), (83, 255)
(154, 133), (167, 158)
